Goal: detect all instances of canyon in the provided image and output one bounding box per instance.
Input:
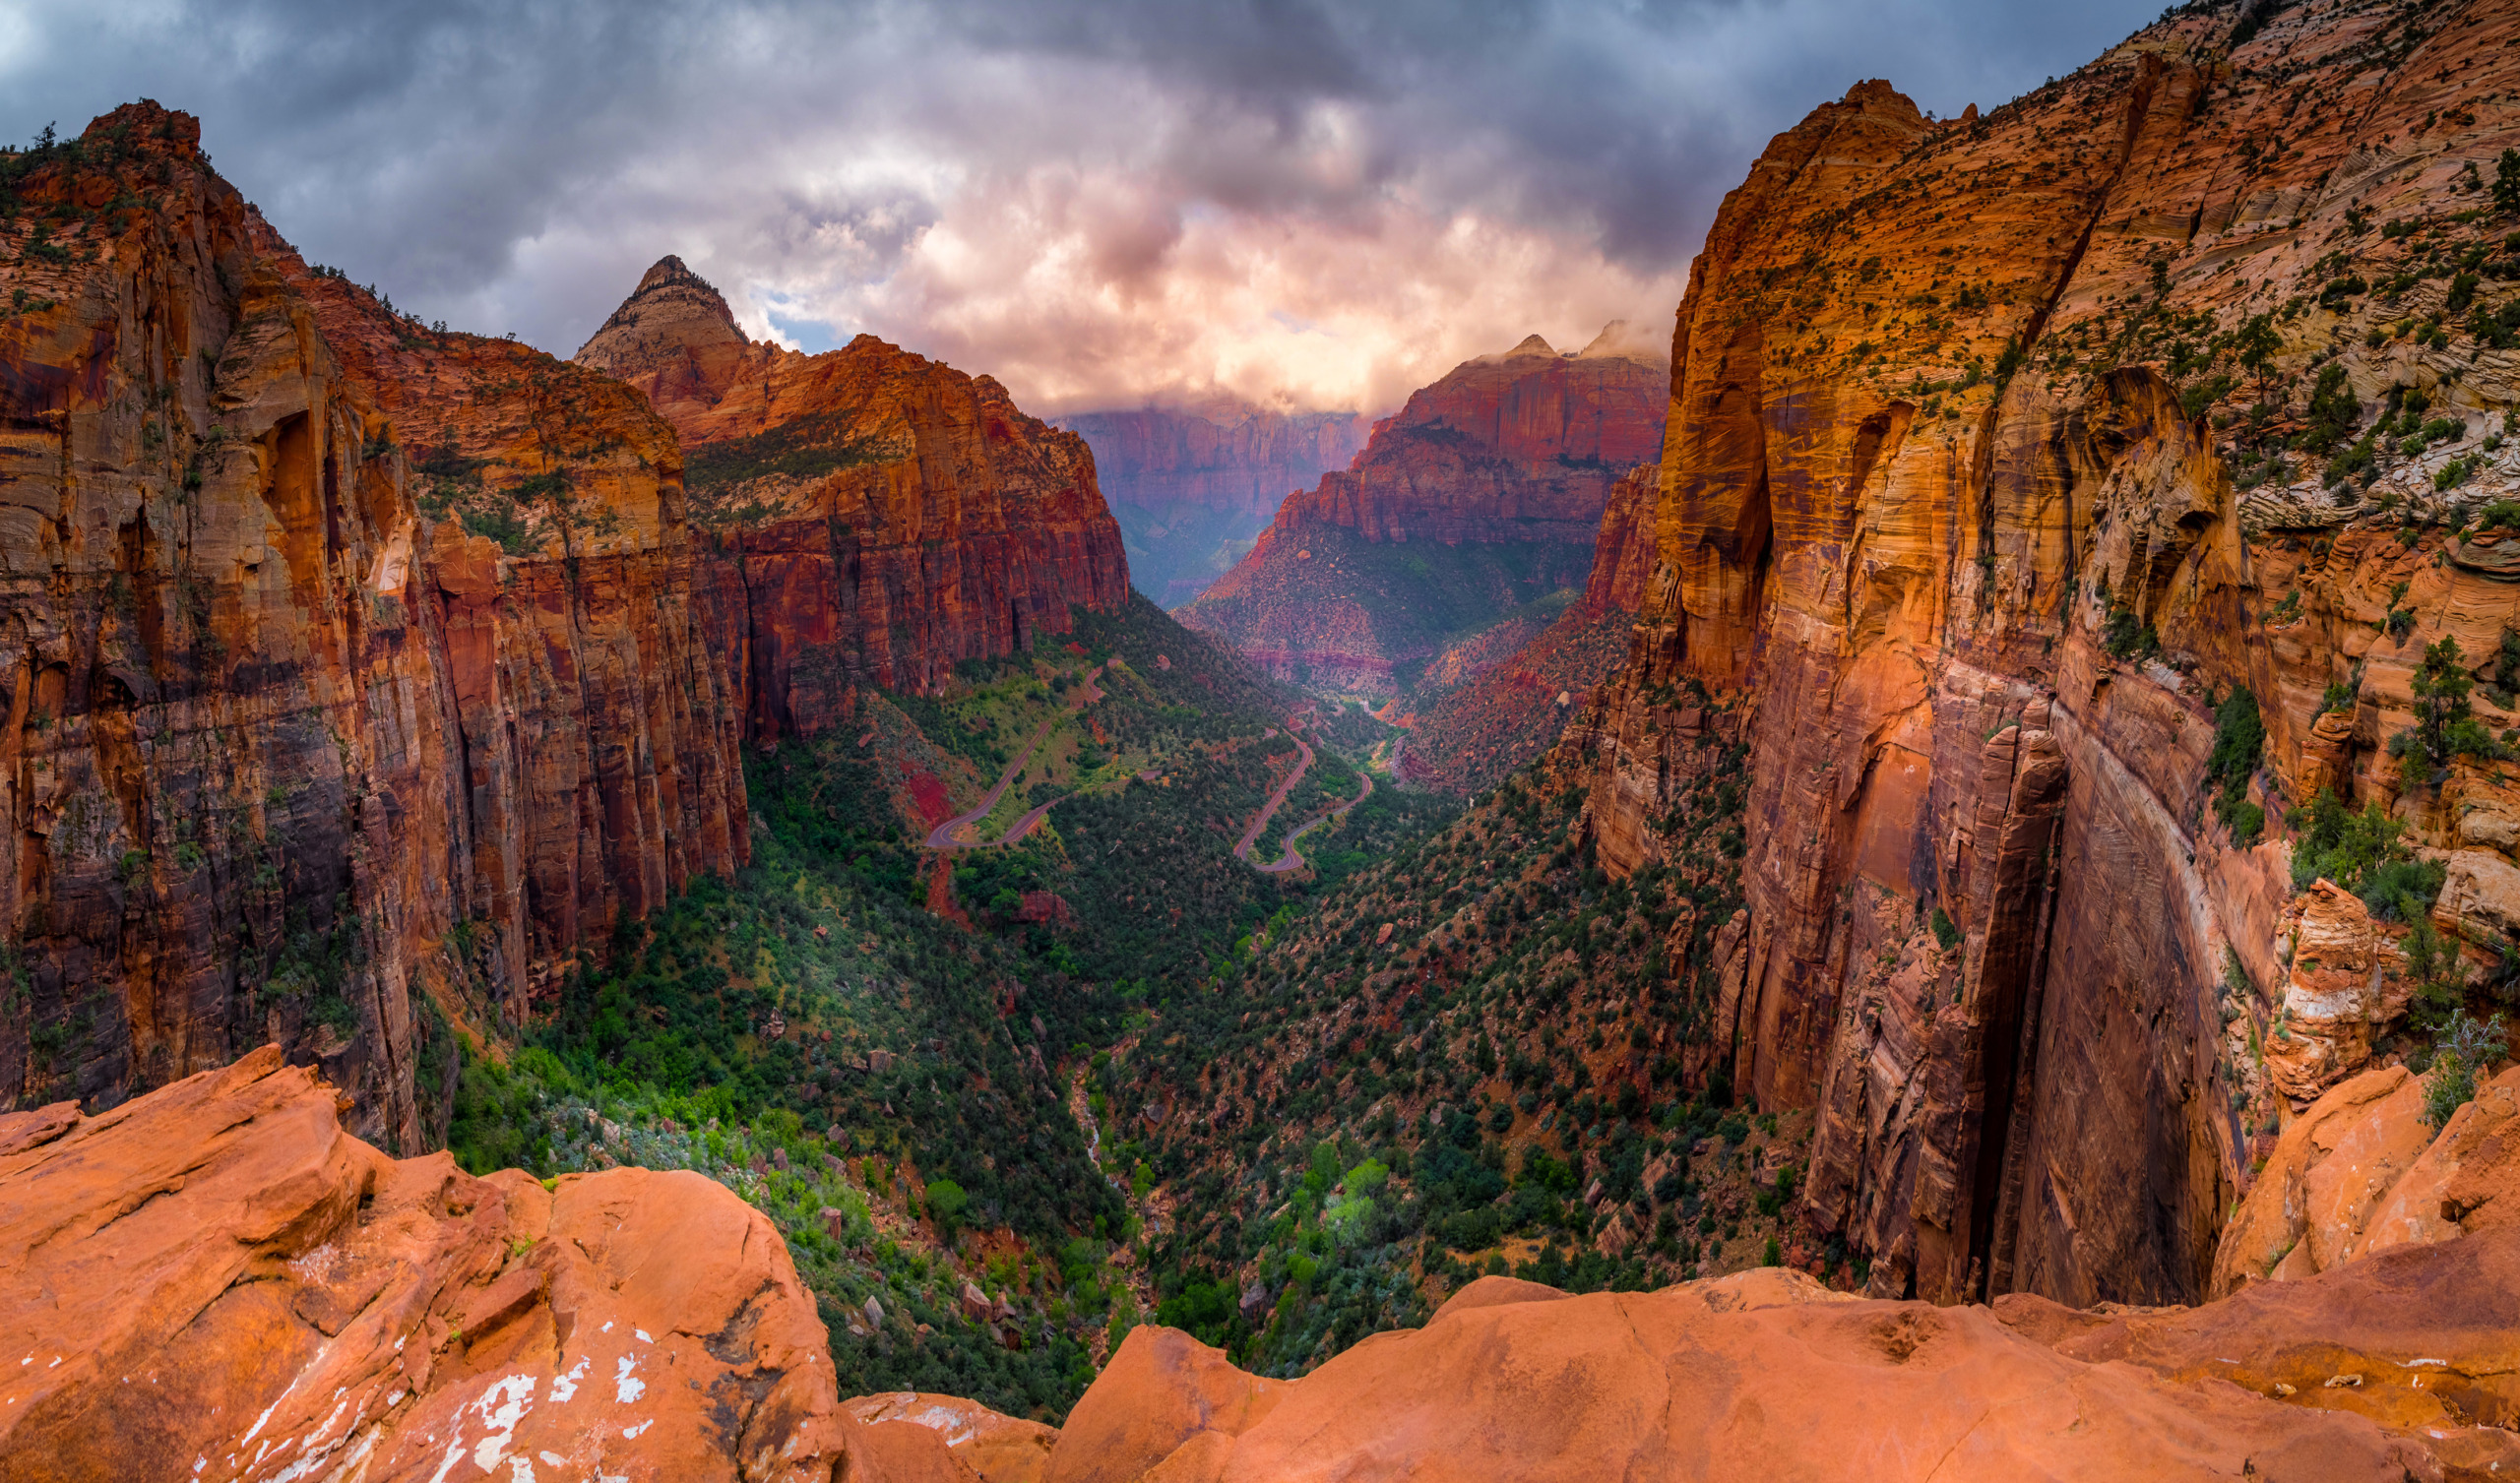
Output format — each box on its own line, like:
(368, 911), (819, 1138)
(1177, 326), (1666, 697)
(1062, 402), (1369, 608)
(9, 0), (2520, 1473)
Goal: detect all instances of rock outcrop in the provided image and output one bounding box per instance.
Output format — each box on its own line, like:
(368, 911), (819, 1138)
(252, 226), (751, 1041)
(2213, 1061), (2520, 1298)
(1063, 402), (1367, 606)
(1178, 330), (1666, 695)
(0, 1045), (912, 1482)
(575, 260), (1130, 711)
(1027, 1262), (2515, 1479)
(1557, 2), (2520, 1312)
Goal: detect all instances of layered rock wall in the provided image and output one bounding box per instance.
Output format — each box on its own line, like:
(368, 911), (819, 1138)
(1062, 403), (1367, 522)
(0, 106), (748, 1147)
(576, 260), (1132, 711)
(1562, 1), (2520, 1309)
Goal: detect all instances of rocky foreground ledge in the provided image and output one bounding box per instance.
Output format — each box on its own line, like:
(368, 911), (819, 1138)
(2, 1054), (2514, 1481)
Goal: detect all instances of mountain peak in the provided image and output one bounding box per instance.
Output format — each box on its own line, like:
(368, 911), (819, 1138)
(574, 254), (748, 379)
(1506, 334), (1557, 357)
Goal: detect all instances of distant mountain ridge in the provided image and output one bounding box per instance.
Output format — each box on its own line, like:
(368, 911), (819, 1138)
(1063, 401), (1371, 606)
(1176, 325), (1667, 695)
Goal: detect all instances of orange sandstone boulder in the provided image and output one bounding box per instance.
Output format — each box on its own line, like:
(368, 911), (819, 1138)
(847, 1392), (1059, 1482)
(0, 1046), (933, 1482)
(1040, 1267), (2482, 1480)
(2213, 1062), (2520, 1298)
(1042, 1326), (1287, 1483)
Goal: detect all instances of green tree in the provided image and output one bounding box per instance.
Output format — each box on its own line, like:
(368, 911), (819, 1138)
(2400, 637), (2475, 785)
(2423, 1009), (2508, 1129)
(2495, 149), (2520, 216)
(925, 1178), (969, 1239)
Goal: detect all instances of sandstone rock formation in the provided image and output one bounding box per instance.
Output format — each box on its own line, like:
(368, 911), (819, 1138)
(575, 259), (1130, 711)
(1179, 330), (1666, 695)
(1028, 1263), (2513, 1479)
(0, 1045), (915, 1482)
(0, 104), (753, 1146)
(1062, 401), (1368, 606)
(2213, 1061), (2520, 1297)
(253, 225), (751, 1045)
(1557, 2), (2520, 1313)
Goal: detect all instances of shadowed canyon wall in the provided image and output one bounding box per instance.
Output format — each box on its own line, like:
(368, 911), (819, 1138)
(574, 257), (1132, 719)
(1562, 0), (2520, 1309)
(1179, 328), (1667, 694)
(0, 103), (754, 1149)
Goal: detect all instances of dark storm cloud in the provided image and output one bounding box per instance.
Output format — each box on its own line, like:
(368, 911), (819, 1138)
(0, 0), (2163, 411)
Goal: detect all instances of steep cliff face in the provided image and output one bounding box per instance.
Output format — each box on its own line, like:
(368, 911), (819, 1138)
(0, 105), (748, 1151)
(575, 260), (1131, 713)
(0, 104), (457, 1148)
(1064, 402), (1368, 606)
(1178, 330), (1666, 694)
(255, 230), (750, 1043)
(1562, 1), (2520, 1310)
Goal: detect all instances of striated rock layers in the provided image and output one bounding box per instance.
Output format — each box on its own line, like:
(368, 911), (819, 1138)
(1178, 327), (1666, 695)
(1559, 1), (2520, 1313)
(0, 104), (744, 1150)
(1064, 402), (1368, 606)
(0, 1046), (979, 1483)
(574, 258), (1130, 716)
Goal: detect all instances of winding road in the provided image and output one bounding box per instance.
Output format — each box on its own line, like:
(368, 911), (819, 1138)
(1231, 712), (1376, 873)
(924, 664), (1103, 850)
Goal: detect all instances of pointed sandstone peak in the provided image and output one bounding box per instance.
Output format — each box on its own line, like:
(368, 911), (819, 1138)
(1506, 333), (1557, 358)
(574, 253), (749, 375)
(574, 254), (759, 420)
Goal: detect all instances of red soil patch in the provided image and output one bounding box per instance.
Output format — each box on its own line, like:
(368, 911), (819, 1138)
(906, 771), (954, 827)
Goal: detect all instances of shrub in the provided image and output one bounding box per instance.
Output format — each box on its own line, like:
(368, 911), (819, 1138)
(2100, 602), (2160, 661)
(2422, 1010), (2508, 1129)
(1929, 907), (1963, 951)
(2206, 688), (2266, 842)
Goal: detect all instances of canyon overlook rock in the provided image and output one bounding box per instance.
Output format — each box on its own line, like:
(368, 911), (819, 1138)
(1178, 326), (1666, 696)
(575, 257), (1130, 712)
(11, 1049), (2514, 1480)
(0, 1047), (1002, 1483)
(1559, 1), (2520, 1312)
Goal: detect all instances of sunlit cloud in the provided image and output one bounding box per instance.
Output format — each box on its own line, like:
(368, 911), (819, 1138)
(0, 0), (2162, 415)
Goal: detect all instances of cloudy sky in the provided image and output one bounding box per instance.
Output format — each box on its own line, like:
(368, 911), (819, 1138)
(1, 0), (2161, 415)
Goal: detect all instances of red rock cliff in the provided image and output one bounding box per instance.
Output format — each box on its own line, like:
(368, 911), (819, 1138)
(1561, 3), (2520, 1312)
(575, 259), (1131, 716)
(255, 230), (750, 1042)
(1178, 329), (1666, 693)
(0, 105), (747, 1151)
